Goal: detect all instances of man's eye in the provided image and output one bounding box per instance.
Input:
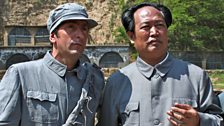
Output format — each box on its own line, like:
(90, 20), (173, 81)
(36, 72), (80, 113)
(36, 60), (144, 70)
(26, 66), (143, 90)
(141, 26), (150, 30)
(156, 23), (166, 28)
(82, 26), (89, 31)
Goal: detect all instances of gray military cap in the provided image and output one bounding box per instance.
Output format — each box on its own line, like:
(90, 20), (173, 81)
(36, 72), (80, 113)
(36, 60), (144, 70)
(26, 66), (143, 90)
(47, 3), (98, 33)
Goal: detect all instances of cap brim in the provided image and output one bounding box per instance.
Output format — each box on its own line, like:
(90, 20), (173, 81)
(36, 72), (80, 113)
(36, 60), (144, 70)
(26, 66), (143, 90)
(50, 15), (98, 33)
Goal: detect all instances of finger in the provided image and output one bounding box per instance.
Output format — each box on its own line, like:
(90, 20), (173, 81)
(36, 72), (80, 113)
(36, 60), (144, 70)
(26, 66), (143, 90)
(168, 116), (182, 126)
(171, 110), (186, 122)
(171, 106), (187, 116)
(167, 110), (174, 116)
(172, 104), (198, 118)
(168, 117), (177, 125)
(167, 110), (187, 125)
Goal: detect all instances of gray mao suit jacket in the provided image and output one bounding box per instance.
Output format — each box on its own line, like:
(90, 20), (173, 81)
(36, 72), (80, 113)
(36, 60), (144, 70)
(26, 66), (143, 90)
(98, 53), (223, 126)
(0, 51), (105, 126)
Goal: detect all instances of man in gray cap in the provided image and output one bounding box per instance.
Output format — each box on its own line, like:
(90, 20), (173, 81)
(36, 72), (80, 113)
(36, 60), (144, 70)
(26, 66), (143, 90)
(0, 3), (104, 126)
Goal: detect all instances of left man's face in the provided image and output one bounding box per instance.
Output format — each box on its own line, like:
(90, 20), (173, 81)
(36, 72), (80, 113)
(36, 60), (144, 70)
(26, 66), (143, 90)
(131, 6), (168, 61)
(51, 20), (89, 58)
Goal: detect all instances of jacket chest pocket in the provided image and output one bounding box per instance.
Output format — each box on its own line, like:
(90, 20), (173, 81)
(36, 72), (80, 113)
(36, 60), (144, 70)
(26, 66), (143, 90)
(119, 102), (140, 126)
(26, 91), (59, 123)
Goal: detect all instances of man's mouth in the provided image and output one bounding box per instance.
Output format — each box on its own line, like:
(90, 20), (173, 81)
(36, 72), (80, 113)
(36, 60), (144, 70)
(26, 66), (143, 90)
(70, 40), (82, 46)
(147, 39), (160, 44)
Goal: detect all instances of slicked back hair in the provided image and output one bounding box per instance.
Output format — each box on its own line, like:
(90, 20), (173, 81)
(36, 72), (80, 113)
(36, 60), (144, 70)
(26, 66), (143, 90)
(121, 2), (172, 32)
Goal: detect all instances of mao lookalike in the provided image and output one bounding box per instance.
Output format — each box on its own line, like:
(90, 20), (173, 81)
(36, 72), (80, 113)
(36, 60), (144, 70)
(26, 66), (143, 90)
(97, 2), (223, 126)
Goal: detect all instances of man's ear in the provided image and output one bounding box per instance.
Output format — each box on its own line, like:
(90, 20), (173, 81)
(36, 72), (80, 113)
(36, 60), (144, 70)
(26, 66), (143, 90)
(127, 31), (135, 44)
(49, 33), (56, 44)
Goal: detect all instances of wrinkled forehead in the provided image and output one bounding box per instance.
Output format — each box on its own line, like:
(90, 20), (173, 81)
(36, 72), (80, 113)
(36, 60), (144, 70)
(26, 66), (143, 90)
(134, 6), (164, 19)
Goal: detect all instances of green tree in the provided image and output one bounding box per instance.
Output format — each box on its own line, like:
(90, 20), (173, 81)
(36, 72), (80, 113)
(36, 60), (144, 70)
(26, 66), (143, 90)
(166, 0), (224, 51)
(113, 0), (224, 51)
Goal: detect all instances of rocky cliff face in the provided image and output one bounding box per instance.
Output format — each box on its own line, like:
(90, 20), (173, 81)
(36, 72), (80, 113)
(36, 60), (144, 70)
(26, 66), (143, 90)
(0, 0), (122, 44)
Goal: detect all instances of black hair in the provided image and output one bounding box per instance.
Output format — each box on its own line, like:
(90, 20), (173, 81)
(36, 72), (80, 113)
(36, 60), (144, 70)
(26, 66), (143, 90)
(121, 2), (172, 32)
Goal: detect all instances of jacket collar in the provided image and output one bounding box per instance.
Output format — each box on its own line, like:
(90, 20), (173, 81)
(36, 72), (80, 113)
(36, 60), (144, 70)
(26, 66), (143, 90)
(43, 51), (86, 80)
(136, 52), (173, 79)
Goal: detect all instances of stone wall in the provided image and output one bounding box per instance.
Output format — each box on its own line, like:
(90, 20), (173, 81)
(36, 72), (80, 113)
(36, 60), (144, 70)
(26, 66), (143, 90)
(0, 0), (6, 46)
(0, 0), (122, 45)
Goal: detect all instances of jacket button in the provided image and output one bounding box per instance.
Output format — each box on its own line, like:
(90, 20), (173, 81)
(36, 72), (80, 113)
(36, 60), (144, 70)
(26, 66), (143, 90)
(153, 119), (160, 125)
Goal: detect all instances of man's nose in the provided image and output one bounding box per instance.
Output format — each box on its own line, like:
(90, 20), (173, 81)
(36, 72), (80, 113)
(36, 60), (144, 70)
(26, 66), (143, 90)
(150, 26), (158, 36)
(73, 28), (85, 38)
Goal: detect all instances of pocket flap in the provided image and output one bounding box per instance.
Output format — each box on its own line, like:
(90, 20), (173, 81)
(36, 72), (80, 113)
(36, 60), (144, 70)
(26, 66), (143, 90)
(124, 102), (139, 115)
(27, 91), (57, 102)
